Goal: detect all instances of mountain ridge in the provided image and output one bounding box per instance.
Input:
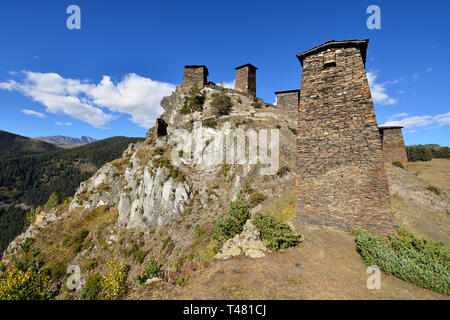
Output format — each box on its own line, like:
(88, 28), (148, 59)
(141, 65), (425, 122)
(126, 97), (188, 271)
(35, 135), (97, 147)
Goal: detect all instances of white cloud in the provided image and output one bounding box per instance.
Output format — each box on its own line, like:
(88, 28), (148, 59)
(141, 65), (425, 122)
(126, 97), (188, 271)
(426, 67), (432, 73)
(412, 72), (420, 83)
(389, 112), (409, 119)
(218, 80), (235, 89)
(382, 112), (450, 129)
(366, 71), (398, 105)
(0, 71), (175, 129)
(56, 122), (72, 126)
(21, 109), (46, 119)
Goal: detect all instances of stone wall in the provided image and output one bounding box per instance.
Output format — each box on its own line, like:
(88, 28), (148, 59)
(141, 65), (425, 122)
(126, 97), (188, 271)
(379, 126), (408, 169)
(275, 89), (299, 120)
(235, 64), (257, 96)
(295, 40), (393, 235)
(183, 65), (208, 91)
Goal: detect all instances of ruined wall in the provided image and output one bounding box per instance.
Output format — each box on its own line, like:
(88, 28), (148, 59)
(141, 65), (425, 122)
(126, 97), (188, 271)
(275, 90), (299, 120)
(379, 126), (408, 169)
(296, 40), (393, 234)
(183, 65), (208, 91)
(235, 64), (257, 96)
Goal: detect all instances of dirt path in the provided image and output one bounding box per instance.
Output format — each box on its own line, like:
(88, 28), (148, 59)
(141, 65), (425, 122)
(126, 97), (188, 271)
(136, 223), (447, 300)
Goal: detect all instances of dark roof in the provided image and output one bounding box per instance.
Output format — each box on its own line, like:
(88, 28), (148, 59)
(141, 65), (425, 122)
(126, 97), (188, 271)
(379, 126), (404, 130)
(274, 89), (300, 95)
(184, 65), (209, 76)
(296, 39), (369, 67)
(235, 63), (258, 71)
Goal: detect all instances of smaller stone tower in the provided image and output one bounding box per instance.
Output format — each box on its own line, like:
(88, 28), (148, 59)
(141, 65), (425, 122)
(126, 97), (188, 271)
(183, 65), (208, 91)
(234, 63), (257, 96)
(275, 89), (299, 119)
(379, 126), (408, 169)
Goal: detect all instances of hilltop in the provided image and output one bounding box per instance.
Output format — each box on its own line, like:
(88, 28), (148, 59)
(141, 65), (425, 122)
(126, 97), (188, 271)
(0, 130), (58, 159)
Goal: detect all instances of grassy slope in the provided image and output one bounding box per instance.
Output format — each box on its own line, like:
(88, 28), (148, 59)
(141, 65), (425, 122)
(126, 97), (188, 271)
(408, 159), (450, 193)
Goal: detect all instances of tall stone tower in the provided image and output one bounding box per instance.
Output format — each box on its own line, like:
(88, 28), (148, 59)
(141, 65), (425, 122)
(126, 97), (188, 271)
(234, 64), (257, 96)
(183, 65), (208, 91)
(296, 39), (393, 234)
(379, 126), (408, 169)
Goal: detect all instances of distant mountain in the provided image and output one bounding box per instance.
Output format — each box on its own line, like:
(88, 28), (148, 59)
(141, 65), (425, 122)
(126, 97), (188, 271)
(35, 135), (97, 147)
(0, 130), (59, 159)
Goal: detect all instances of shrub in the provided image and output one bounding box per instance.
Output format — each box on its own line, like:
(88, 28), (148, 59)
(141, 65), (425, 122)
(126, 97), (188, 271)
(181, 81), (205, 114)
(392, 161), (404, 169)
(212, 191), (250, 252)
(0, 263), (49, 300)
(210, 88), (232, 116)
(248, 192), (268, 208)
(204, 119), (218, 128)
(73, 230), (89, 244)
(354, 228), (450, 295)
(137, 256), (162, 284)
(44, 192), (60, 211)
(45, 262), (66, 281)
(251, 101), (262, 108)
(133, 249), (148, 264)
(0, 239), (49, 300)
(83, 261), (98, 272)
(81, 273), (102, 300)
(277, 166), (291, 177)
(252, 213), (299, 250)
(426, 185), (442, 195)
(101, 259), (129, 300)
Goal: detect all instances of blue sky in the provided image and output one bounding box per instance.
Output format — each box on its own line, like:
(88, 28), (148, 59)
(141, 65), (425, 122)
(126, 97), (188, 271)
(0, 0), (448, 146)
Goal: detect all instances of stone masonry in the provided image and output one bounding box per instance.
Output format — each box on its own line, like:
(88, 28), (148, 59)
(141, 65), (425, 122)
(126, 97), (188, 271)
(183, 65), (208, 91)
(295, 39), (393, 235)
(379, 126), (408, 169)
(275, 89), (299, 120)
(234, 63), (257, 96)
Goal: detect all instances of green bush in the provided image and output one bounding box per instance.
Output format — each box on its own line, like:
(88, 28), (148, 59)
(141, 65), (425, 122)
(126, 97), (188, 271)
(210, 88), (232, 116)
(45, 262), (66, 281)
(252, 213), (299, 250)
(426, 185), (442, 195)
(73, 230), (89, 244)
(137, 256), (162, 284)
(181, 81), (205, 114)
(392, 161), (404, 169)
(212, 191), (250, 252)
(81, 273), (102, 300)
(354, 228), (450, 295)
(204, 119), (218, 128)
(44, 192), (60, 211)
(248, 192), (268, 208)
(276, 166), (291, 177)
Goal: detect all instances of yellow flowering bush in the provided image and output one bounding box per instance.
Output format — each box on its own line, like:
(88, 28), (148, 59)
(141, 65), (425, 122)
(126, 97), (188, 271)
(101, 259), (129, 300)
(0, 263), (49, 300)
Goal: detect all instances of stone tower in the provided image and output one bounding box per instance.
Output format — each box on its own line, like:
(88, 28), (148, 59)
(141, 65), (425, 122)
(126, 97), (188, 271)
(295, 39), (393, 234)
(183, 65), (208, 91)
(234, 64), (257, 96)
(275, 89), (300, 119)
(379, 126), (408, 169)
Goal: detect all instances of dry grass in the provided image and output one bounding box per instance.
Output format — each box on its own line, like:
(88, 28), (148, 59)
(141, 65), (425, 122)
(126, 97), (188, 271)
(408, 159), (450, 193)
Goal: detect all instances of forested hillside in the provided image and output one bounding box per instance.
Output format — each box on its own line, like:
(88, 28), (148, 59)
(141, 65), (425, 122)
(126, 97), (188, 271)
(0, 136), (144, 206)
(0, 130), (58, 159)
